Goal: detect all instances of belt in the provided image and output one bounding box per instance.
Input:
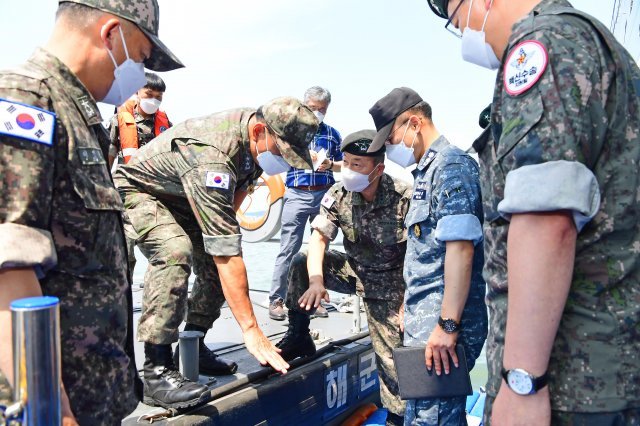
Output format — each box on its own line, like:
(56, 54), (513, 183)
(293, 184), (332, 191)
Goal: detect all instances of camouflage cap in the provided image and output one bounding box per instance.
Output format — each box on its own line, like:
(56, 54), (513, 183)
(427, 0), (450, 19)
(259, 97), (317, 170)
(341, 130), (385, 157)
(59, 0), (184, 71)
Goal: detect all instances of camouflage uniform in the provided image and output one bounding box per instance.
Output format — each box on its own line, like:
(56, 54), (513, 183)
(0, 48), (140, 424)
(478, 0), (640, 423)
(108, 109), (172, 283)
(403, 136), (487, 425)
(285, 173), (411, 418)
(112, 109), (263, 343)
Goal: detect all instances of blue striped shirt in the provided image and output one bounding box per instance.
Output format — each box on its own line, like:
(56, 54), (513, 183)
(285, 122), (343, 187)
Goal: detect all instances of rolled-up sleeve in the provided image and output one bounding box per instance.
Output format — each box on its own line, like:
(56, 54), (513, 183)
(0, 224), (56, 277)
(498, 160), (600, 232)
(181, 153), (243, 257)
(311, 215), (338, 240)
(435, 214), (483, 245)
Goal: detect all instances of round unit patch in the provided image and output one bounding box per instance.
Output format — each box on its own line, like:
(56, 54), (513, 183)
(503, 40), (548, 96)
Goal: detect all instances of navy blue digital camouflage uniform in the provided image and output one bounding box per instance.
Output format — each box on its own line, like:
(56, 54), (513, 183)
(403, 136), (487, 426)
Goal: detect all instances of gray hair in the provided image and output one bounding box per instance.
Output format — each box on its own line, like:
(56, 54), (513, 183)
(304, 86), (332, 104)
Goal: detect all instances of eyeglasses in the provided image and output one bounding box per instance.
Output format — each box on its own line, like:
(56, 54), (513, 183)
(386, 119), (410, 144)
(444, 0), (465, 39)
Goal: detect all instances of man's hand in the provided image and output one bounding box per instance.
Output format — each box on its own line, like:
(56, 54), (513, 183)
(317, 159), (332, 171)
(298, 276), (329, 311)
(243, 327), (289, 374)
(492, 382), (551, 426)
(61, 385), (79, 426)
(425, 326), (458, 375)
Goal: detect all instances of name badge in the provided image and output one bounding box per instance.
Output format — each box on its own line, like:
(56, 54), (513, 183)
(413, 189), (426, 200)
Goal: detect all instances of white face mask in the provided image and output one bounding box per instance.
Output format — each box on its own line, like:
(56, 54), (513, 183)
(256, 132), (291, 176)
(102, 26), (147, 106)
(461, 0), (501, 70)
(313, 110), (325, 123)
(342, 165), (380, 193)
(139, 98), (161, 114)
(386, 122), (417, 168)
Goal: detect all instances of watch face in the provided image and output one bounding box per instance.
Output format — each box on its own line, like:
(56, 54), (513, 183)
(506, 369), (534, 395)
(439, 318), (458, 333)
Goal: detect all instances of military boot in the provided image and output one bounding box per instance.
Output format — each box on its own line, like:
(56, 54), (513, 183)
(275, 310), (316, 361)
(173, 324), (238, 376)
(143, 343), (209, 409)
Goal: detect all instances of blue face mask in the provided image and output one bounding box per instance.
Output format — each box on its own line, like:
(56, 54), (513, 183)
(102, 26), (147, 106)
(256, 132), (291, 176)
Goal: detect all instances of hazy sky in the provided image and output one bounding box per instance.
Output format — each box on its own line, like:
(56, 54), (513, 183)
(0, 1), (628, 178)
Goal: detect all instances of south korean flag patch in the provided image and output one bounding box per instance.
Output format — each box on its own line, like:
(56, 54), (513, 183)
(205, 171), (230, 190)
(0, 99), (55, 146)
(321, 193), (335, 209)
(504, 40), (548, 96)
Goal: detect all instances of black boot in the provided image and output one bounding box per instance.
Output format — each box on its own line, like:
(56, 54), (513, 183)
(143, 343), (209, 409)
(275, 310), (316, 361)
(173, 324), (238, 376)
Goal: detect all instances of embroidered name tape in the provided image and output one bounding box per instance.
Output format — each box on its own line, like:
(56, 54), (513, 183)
(504, 40), (548, 96)
(206, 171), (230, 189)
(0, 99), (55, 146)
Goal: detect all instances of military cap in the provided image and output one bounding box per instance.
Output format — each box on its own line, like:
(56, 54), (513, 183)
(59, 0), (184, 71)
(427, 0), (450, 19)
(341, 129), (385, 156)
(259, 97), (317, 170)
(479, 104), (491, 129)
(368, 87), (423, 152)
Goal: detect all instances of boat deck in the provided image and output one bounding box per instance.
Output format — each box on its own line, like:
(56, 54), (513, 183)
(123, 288), (378, 425)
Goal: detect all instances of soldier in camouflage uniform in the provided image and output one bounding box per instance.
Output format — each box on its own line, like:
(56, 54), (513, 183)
(369, 88), (487, 426)
(275, 130), (410, 426)
(0, 0), (182, 424)
(427, 0), (640, 424)
(113, 97), (318, 409)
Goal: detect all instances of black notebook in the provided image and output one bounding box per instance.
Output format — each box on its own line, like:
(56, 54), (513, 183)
(392, 344), (472, 400)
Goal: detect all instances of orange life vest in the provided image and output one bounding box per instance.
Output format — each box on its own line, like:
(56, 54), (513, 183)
(116, 99), (170, 163)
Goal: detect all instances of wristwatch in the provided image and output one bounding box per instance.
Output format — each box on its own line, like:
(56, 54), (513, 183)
(501, 368), (549, 395)
(438, 316), (461, 334)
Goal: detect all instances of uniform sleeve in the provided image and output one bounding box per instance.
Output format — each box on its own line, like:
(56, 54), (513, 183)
(181, 153), (242, 257)
(432, 160), (483, 246)
(108, 115), (119, 159)
(496, 28), (603, 231)
(310, 185), (341, 240)
(0, 88), (57, 276)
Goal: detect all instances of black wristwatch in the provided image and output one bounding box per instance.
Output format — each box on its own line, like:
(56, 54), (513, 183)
(501, 368), (549, 395)
(438, 316), (461, 334)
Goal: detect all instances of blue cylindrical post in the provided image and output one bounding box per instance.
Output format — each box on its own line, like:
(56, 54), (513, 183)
(11, 296), (61, 425)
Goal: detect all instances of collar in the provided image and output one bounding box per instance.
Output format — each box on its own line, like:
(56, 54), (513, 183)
(414, 135), (449, 174)
(508, 0), (573, 49)
(28, 47), (102, 126)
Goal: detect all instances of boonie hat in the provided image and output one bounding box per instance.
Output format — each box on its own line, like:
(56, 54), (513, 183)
(60, 0), (184, 71)
(259, 97), (317, 170)
(341, 130), (385, 156)
(368, 87), (423, 153)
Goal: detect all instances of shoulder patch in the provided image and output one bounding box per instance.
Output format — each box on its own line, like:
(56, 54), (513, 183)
(321, 193), (336, 209)
(205, 171), (230, 189)
(503, 40), (548, 96)
(0, 98), (55, 146)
